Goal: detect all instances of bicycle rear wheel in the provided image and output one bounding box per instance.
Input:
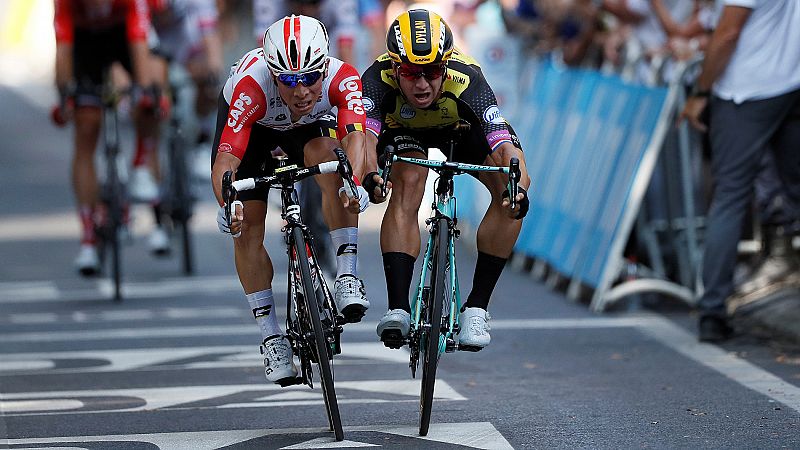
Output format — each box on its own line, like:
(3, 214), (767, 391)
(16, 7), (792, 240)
(419, 217), (449, 436)
(294, 227), (344, 441)
(105, 167), (123, 302)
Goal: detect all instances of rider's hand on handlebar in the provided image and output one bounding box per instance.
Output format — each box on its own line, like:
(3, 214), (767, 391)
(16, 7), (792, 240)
(339, 184), (369, 214)
(502, 187), (529, 220)
(217, 200), (243, 237)
(362, 171), (392, 204)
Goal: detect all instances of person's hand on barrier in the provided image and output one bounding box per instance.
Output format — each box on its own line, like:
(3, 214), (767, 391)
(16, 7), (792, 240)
(679, 95), (709, 132)
(502, 187), (529, 220)
(362, 171), (392, 204)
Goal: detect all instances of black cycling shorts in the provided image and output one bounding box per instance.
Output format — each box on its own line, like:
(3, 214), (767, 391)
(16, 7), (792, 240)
(73, 25), (133, 107)
(210, 92), (339, 202)
(375, 122), (522, 168)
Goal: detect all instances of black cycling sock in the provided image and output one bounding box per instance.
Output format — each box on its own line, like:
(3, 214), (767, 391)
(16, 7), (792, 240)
(152, 203), (163, 226)
(463, 252), (507, 311)
(383, 252), (415, 313)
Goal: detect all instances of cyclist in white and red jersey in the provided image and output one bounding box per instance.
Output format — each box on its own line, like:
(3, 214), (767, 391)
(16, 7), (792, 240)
(210, 15), (371, 384)
(52, 0), (164, 275)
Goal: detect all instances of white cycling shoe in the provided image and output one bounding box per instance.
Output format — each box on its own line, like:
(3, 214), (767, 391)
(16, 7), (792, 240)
(129, 167), (159, 202)
(148, 226), (170, 256)
(458, 307), (491, 351)
(74, 244), (100, 276)
(334, 274), (369, 323)
(260, 335), (298, 383)
(377, 309), (411, 349)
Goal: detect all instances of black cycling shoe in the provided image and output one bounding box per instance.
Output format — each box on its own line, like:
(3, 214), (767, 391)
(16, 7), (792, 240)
(698, 316), (734, 342)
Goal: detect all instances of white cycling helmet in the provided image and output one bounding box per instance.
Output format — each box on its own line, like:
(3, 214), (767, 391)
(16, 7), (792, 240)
(263, 15), (329, 75)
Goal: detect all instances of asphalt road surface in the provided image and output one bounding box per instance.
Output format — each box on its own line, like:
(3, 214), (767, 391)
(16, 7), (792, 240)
(1, 86), (799, 449)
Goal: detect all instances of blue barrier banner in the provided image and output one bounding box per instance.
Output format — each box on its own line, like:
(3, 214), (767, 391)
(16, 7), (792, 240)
(457, 55), (669, 289)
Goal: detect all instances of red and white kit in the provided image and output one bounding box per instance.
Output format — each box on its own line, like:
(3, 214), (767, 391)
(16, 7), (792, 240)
(218, 47), (366, 160)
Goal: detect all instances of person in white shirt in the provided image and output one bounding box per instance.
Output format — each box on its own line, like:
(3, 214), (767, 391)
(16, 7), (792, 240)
(680, 0), (800, 342)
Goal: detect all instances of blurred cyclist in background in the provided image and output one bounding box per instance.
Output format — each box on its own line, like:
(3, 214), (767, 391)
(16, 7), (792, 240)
(52, 0), (165, 274)
(148, 0), (224, 152)
(361, 9), (531, 351)
(211, 15), (370, 383)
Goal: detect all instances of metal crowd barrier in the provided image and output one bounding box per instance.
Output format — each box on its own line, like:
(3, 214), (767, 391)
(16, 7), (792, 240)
(458, 34), (704, 312)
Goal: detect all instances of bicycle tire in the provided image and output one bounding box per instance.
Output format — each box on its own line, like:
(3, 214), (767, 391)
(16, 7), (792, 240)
(168, 124), (194, 275)
(293, 227), (344, 441)
(419, 217), (448, 436)
(106, 156), (123, 302)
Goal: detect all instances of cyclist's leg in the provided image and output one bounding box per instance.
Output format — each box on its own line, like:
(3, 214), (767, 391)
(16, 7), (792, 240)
(298, 121), (368, 320)
(71, 28), (113, 272)
(458, 130), (525, 348)
(376, 131), (428, 337)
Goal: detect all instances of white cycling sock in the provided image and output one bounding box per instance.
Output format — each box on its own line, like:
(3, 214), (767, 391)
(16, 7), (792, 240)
(246, 289), (282, 341)
(330, 227), (358, 278)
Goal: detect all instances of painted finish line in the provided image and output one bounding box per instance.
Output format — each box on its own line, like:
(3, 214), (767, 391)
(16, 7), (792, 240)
(0, 343), (409, 375)
(3, 422), (513, 449)
(0, 379), (465, 416)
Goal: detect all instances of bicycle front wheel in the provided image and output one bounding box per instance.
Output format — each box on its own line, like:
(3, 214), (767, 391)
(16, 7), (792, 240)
(293, 227), (343, 441)
(420, 217), (449, 436)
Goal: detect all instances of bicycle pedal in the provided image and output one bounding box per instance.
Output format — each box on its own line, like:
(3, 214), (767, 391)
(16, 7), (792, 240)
(277, 376), (304, 387)
(457, 344), (483, 353)
(339, 305), (367, 324)
(380, 330), (406, 349)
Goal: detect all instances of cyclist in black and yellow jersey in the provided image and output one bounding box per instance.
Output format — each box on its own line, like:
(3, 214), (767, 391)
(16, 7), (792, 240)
(360, 9), (531, 351)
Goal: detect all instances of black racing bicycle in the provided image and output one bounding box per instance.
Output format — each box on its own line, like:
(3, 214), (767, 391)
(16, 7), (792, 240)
(222, 148), (359, 442)
(380, 122), (520, 435)
(159, 72), (195, 275)
(92, 73), (128, 302)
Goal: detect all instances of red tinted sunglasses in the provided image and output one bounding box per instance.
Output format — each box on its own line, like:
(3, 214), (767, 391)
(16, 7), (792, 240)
(396, 63), (446, 81)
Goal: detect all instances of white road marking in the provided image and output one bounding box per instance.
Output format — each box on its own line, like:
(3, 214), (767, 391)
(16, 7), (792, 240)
(3, 422), (512, 450)
(2, 399), (84, 413)
(282, 437), (378, 448)
(0, 343), (409, 375)
(0, 379), (463, 415)
(0, 275), (255, 304)
(7, 306), (248, 325)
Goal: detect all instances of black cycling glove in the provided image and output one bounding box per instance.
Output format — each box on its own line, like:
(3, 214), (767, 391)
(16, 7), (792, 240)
(502, 186), (529, 220)
(362, 171), (383, 203)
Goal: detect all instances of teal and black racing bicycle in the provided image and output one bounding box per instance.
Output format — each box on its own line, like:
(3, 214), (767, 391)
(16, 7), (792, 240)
(379, 122), (521, 436)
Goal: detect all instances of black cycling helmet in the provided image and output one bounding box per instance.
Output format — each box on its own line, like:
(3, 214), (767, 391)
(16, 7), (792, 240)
(387, 9), (454, 65)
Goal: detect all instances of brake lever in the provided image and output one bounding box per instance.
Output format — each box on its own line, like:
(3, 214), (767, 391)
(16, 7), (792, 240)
(334, 148), (358, 198)
(222, 170), (234, 226)
(508, 158), (520, 210)
(380, 145), (395, 198)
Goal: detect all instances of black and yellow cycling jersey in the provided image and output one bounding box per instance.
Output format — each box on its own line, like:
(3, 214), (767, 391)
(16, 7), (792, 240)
(362, 50), (518, 154)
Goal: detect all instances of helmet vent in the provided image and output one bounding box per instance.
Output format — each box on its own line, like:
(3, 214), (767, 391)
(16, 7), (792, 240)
(289, 40), (299, 69)
(304, 46), (312, 68)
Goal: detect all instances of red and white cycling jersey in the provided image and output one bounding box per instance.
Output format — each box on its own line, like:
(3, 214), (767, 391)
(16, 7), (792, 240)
(54, 0), (151, 44)
(218, 48), (366, 160)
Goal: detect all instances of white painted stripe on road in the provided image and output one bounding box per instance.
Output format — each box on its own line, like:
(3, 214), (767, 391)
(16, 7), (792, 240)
(3, 422), (512, 450)
(0, 379), (463, 415)
(3, 399), (84, 413)
(282, 437), (378, 448)
(640, 316), (800, 414)
(0, 275), (253, 304)
(0, 316), (658, 342)
(7, 306), (248, 325)
(0, 343), (409, 374)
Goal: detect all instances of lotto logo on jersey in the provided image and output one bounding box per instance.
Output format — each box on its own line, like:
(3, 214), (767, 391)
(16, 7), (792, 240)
(228, 92), (258, 133)
(338, 76), (365, 115)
